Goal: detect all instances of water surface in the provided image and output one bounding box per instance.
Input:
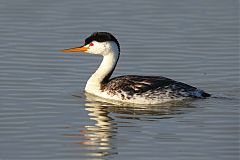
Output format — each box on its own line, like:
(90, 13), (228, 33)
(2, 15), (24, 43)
(0, 0), (239, 160)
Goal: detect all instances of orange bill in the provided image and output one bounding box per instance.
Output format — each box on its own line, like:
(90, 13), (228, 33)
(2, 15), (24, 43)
(60, 45), (88, 52)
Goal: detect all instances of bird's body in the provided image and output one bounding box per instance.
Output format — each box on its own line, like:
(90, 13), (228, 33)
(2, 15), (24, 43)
(99, 75), (209, 104)
(62, 32), (210, 104)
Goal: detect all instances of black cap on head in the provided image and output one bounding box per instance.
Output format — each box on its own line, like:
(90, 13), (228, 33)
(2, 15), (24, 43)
(84, 32), (120, 52)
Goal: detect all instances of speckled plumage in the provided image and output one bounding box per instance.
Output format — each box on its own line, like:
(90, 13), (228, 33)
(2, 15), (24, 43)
(100, 75), (210, 102)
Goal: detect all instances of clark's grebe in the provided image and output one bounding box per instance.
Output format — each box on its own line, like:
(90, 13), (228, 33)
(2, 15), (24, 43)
(61, 32), (210, 104)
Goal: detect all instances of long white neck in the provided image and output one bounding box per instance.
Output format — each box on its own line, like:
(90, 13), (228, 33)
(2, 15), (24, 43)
(85, 51), (119, 94)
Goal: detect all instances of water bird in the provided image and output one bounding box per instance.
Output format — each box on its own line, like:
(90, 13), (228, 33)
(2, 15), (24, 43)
(61, 32), (210, 104)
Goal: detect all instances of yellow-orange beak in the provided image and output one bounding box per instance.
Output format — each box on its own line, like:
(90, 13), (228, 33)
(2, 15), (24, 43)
(60, 45), (88, 52)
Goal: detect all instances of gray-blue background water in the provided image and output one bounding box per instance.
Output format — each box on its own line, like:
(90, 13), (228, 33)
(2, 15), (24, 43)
(0, 0), (239, 160)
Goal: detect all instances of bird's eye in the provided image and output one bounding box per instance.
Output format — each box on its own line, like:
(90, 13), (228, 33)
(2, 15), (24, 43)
(89, 42), (94, 46)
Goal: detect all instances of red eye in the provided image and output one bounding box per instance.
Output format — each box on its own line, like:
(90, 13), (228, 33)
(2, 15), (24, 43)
(89, 42), (94, 46)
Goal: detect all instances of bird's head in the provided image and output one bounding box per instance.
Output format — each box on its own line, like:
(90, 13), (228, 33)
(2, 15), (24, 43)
(61, 32), (120, 56)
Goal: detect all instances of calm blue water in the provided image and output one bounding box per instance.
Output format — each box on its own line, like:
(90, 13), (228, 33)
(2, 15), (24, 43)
(0, 0), (239, 160)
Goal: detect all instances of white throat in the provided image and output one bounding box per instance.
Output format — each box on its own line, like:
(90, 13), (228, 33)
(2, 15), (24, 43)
(85, 49), (119, 94)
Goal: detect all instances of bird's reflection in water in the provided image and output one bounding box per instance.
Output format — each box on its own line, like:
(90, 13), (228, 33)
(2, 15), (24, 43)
(65, 92), (195, 158)
(81, 100), (117, 157)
